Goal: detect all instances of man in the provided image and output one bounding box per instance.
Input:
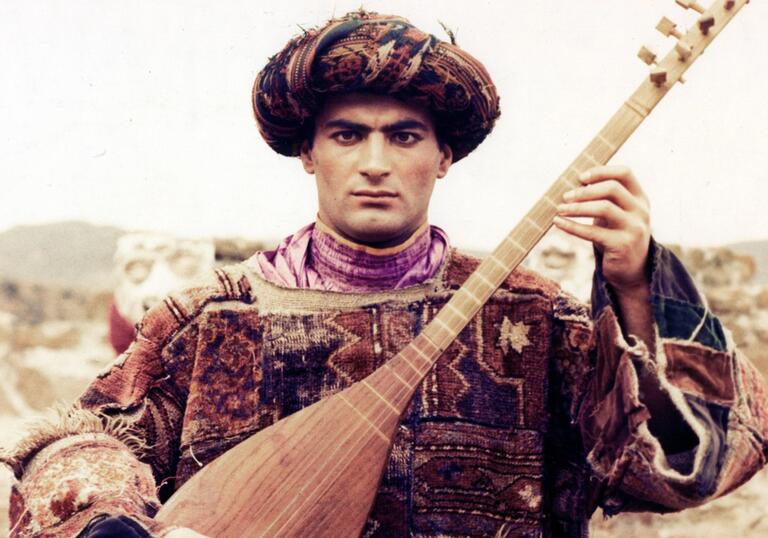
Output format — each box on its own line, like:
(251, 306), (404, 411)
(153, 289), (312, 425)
(3, 10), (767, 538)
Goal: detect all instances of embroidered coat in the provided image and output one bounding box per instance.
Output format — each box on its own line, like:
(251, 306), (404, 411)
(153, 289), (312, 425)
(3, 244), (768, 537)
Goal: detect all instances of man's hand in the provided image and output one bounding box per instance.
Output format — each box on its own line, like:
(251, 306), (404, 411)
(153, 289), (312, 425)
(553, 165), (654, 348)
(554, 165), (651, 291)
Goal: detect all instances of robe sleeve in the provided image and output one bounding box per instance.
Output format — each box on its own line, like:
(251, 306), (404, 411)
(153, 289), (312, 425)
(0, 266), (249, 538)
(568, 238), (768, 514)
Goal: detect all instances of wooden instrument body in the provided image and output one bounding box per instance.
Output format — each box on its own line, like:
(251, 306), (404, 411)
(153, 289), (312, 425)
(156, 1), (751, 535)
(157, 372), (400, 536)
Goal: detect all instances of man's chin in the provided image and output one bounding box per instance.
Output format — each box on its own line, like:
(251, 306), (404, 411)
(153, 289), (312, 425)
(342, 224), (414, 249)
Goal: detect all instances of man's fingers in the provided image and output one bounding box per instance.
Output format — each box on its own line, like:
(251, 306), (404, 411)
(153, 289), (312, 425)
(552, 215), (613, 247)
(557, 199), (628, 227)
(563, 180), (647, 216)
(578, 165), (647, 200)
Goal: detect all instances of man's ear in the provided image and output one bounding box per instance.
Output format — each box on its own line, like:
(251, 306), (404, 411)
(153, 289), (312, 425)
(300, 141), (315, 174)
(436, 143), (453, 179)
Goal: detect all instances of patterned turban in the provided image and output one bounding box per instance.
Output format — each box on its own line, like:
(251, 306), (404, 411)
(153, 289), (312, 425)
(252, 10), (500, 162)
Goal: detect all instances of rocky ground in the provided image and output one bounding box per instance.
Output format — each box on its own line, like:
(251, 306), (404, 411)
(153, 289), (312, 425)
(1, 230), (767, 536)
(0, 299), (113, 536)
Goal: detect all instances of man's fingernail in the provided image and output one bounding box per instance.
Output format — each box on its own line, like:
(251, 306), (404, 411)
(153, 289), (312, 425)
(563, 190), (575, 201)
(578, 171), (590, 182)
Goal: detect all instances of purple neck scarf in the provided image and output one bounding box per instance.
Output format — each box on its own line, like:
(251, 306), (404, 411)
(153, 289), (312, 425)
(247, 222), (449, 292)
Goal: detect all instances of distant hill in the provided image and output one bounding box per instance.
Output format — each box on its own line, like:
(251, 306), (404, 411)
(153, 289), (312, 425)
(0, 221), (121, 290)
(0, 221), (272, 292)
(728, 239), (768, 285)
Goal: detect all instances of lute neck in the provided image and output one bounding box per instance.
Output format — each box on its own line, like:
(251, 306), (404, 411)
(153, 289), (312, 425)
(394, 80), (672, 384)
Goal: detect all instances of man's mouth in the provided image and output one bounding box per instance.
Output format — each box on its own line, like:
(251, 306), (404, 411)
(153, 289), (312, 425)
(352, 190), (398, 199)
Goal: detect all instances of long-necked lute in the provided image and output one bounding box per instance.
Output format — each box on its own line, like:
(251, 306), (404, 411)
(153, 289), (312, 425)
(156, 1), (752, 535)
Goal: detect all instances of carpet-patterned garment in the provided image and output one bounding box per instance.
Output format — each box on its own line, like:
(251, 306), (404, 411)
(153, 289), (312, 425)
(3, 245), (768, 537)
(252, 10), (500, 162)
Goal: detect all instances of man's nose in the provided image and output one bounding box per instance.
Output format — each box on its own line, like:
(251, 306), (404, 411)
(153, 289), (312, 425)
(358, 135), (391, 180)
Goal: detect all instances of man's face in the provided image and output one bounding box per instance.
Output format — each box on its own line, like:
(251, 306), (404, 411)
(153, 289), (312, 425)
(300, 93), (452, 247)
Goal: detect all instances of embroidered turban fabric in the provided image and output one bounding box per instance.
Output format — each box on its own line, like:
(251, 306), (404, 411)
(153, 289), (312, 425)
(252, 10), (500, 161)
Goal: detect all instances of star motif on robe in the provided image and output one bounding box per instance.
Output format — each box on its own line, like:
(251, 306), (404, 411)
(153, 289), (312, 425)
(498, 317), (530, 355)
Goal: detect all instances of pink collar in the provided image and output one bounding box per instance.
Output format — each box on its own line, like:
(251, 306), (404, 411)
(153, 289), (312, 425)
(247, 222), (449, 292)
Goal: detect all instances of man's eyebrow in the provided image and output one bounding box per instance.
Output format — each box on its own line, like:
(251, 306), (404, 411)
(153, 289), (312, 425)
(319, 118), (431, 132)
(381, 119), (431, 132)
(321, 119), (370, 132)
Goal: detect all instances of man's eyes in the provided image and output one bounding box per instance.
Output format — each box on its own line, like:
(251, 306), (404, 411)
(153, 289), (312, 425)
(329, 130), (423, 145)
(331, 130), (361, 143)
(391, 132), (421, 145)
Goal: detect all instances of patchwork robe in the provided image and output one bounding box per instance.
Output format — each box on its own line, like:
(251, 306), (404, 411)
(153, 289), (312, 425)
(3, 243), (768, 537)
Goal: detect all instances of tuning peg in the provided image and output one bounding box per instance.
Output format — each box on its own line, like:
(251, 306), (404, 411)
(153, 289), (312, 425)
(675, 40), (693, 61)
(675, 0), (706, 13)
(638, 45), (686, 86)
(638, 45), (658, 65)
(676, 0), (716, 34)
(657, 16), (683, 38)
(638, 45), (668, 86)
(698, 14), (716, 34)
(650, 67), (668, 86)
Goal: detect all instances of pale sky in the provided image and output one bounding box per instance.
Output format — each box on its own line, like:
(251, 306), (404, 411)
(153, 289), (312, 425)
(1, 0), (766, 251)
